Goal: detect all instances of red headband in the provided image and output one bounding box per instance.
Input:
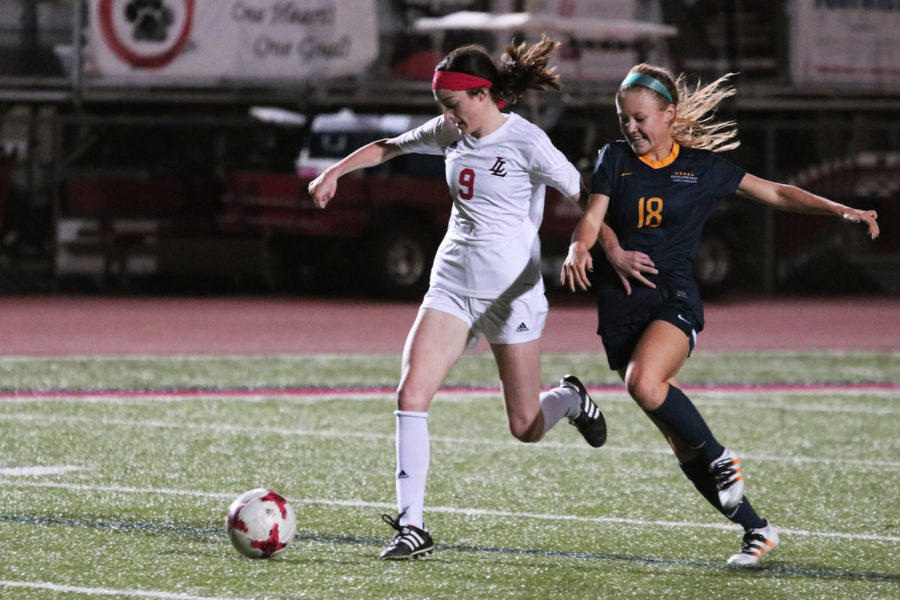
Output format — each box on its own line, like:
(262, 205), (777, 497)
(432, 70), (493, 90)
(432, 70), (508, 108)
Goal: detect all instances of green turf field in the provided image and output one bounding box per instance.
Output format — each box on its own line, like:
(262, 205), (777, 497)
(1, 353), (898, 599)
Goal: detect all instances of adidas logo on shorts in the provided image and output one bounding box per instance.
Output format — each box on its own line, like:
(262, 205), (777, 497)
(515, 322), (529, 333)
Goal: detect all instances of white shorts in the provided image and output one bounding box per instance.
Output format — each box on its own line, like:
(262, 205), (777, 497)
(420, 283), (548, 348)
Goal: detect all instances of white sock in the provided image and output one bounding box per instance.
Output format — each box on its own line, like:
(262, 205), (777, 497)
(539, 386), (581, 434)
(394, 410), (429, 529)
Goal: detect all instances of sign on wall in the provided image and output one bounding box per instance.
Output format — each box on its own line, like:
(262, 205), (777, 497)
(85, 0), (378, 84)
(791, 0), (900, 89)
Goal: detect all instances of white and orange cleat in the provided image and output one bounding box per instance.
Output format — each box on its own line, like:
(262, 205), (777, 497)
(727, 523), (779, 566)
(710, 448), (744, 510)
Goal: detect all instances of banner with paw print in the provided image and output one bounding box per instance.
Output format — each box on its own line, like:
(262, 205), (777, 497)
(85, 0), (378, 83)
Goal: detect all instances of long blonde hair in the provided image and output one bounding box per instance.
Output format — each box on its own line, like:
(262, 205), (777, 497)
(618, 63), (740, 152)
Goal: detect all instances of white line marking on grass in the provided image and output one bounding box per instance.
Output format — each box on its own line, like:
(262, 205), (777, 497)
(0, 580), (247, 600)
(421, 504), (900, 544)
(2, 412), (898, 470)
(446, 389), (900, 416)
(2, 479), (899, 544)
(0, 382), (897, 400)
(2, 386), (899, 418)
(0, 479), (235, 499)
(0, 390), (397, 405)
(0, 466), (84, 476)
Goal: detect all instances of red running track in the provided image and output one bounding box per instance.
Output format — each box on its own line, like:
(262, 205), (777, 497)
(0, 295), (897, 355)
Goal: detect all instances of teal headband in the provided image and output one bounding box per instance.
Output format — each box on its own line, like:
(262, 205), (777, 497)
(620, 72), (674, 103)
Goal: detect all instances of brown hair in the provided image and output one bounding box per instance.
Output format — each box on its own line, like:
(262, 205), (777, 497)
(435, 36), (562, 106)
(618, 63), (740, 152)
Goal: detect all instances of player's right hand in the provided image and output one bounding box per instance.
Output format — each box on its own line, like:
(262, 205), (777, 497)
(307, 172), (336, 208)
(561, 241), (593, 292)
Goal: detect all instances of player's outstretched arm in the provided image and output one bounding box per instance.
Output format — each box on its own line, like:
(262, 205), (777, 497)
(307, 139), (404, 209)
(737, 173), (880, 239)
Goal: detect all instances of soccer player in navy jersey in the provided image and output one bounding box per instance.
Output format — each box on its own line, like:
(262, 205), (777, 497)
(310, 38), (607, 560)
(561, 63), (879, 565)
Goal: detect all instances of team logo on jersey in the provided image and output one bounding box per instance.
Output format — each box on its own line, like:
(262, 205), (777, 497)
(489, 157), (508, 177)
(671, 170), (698, 184)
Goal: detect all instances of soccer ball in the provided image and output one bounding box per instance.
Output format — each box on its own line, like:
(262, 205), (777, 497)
(225, 488), (297, 558)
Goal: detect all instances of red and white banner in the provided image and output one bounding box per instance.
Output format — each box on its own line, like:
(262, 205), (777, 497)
(790, 0), (900, 89)
(85, 0), (378, 83)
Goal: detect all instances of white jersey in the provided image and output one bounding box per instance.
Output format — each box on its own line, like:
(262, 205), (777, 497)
(392, 112), (581, 297)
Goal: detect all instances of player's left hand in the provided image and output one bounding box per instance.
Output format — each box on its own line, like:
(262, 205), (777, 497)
(842, 209), (880, 239)
(607, 247), (657, 295)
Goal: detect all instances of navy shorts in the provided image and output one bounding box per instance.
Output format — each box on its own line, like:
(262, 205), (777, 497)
(599, 299), (699, 371)
(593, 266), (704, 372)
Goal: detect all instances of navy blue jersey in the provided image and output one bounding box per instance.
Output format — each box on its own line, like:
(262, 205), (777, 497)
(590, 141), (745, 331)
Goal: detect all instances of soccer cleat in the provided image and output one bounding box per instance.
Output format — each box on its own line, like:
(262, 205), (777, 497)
(378, 513), (434, 560)
(727, 523), (779, 566)
(561, 374), (607, 448)
(710, 448), (745, 510)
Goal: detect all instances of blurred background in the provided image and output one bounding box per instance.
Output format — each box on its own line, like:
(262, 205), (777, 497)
(0, 0), (897, 300)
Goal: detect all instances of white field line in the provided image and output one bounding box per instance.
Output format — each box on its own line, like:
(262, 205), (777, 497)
(0, 466), (84, 476)
(0, 580), (246, 600)
(1, 350), (891, 360)
(1, 412), (898, 470)
(2, 478), (898, 544)
(1, 387), (898, 416)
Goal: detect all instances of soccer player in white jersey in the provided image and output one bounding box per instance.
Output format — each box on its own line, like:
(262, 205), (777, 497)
(308, 37), (608, 560)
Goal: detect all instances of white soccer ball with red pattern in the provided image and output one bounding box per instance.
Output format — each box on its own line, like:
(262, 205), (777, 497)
(225, 488), (297, 558)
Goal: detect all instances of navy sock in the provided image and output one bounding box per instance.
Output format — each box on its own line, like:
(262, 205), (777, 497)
(680, 457), (766, 530)
(649, 385), (724, 463)
(729, 499), (767, 531)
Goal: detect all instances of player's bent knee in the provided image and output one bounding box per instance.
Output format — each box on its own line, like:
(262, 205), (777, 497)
(625, 370), (666, 411)
(510, 426), (542, 443)
(508, 415), (543, 443)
